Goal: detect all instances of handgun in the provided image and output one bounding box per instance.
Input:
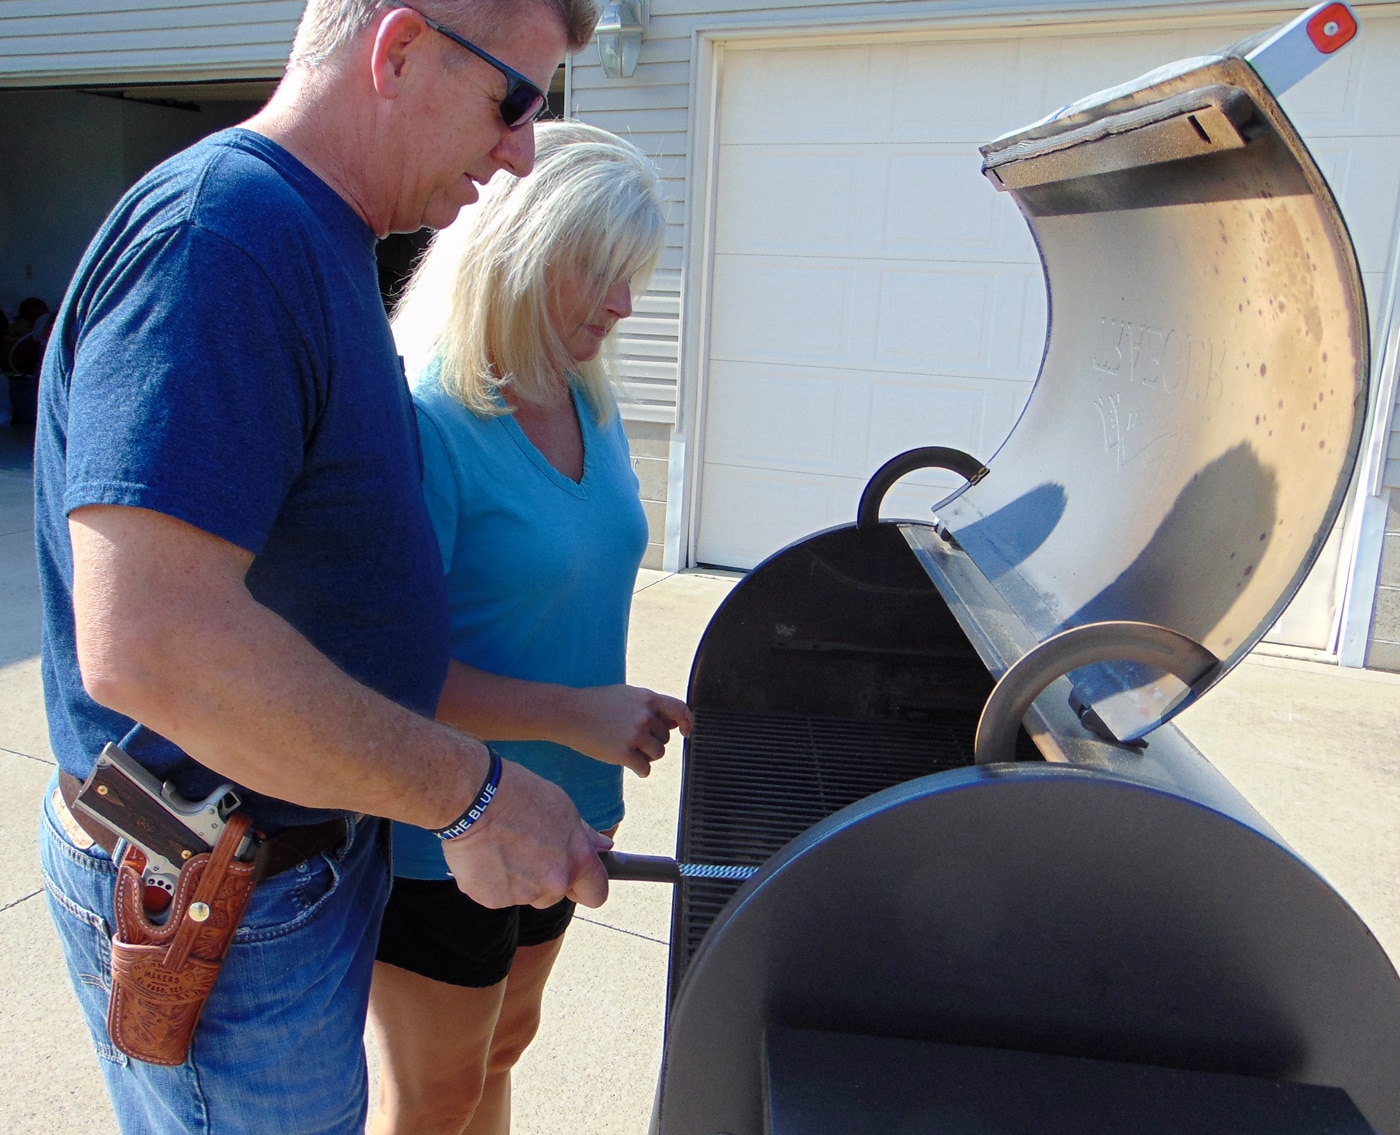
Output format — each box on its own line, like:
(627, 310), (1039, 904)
(73, 742), (245, 912)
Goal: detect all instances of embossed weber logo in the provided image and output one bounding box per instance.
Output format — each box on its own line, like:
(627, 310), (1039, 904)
(1091, 317), (1229, 467)
(1092, 317), (1227, 403)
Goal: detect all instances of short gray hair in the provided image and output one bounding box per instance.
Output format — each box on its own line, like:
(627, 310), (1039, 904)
(289, 0), (599, 69)
(391, 121), (668, 422)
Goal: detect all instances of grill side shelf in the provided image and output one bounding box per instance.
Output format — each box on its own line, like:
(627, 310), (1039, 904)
(898, 523), (1247, 778)
(901, 522), (1097, 764)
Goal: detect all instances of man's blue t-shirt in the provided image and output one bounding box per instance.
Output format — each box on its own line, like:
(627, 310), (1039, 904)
(391, 365), (649, 880)
(34, 128), (451, 831)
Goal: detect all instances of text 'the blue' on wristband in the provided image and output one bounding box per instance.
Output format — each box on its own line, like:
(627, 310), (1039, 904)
(433, 746), (503, 841)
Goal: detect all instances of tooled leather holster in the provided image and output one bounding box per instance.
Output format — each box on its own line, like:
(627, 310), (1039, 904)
(107, 812), (256, 1066)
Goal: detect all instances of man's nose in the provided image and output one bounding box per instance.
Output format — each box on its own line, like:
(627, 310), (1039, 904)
(605, 280), (633, 320)
(492, 121), (537, 178)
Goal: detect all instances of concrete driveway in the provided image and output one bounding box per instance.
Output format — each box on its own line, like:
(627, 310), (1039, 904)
(1, 419), (1396, 1133)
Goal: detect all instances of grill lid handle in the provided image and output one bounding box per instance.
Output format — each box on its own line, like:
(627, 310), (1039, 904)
(856, 447), (989, 531)
(974, 621), (1220, 765)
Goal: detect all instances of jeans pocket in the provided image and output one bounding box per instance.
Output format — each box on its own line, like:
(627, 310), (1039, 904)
(41, 874), (114, 992)
(39, 786), (115, 941)
(50, 904), (130, 1067)
(235, 849), (345, 943)
(39, 802), (128, 1066)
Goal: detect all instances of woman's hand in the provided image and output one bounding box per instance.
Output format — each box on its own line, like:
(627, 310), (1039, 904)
(556, 684), (693, 777)
(437, 662), (691, 777)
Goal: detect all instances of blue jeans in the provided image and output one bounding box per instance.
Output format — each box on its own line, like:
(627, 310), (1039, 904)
(39, 773), (391, 1134)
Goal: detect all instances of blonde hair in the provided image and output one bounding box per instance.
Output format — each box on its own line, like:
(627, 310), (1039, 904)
(289, 0), (599, 69)
(392, 121), (667, 423)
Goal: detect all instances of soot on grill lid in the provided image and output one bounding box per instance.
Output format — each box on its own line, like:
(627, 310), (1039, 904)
(928, 53), (1368, 743)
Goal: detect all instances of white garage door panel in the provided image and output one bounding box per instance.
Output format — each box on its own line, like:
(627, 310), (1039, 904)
(889, 41), (1025, 139)
(884, 150), (1030, 259)
(868, 374), (1029, 475)
(710, 256), (1041, 377)
(697, 464), (866, 570)
(704, 361), (1029, 478)
(876, 266), (1018, 371)
(715, 148), (867, 253)
(703, 362), (853, 472)
(696, 18), (1400, 660)
(1034, 30), (1225, 109)
(716, 145), (1027, 262)
(1311, 139), (1400, 274)
(721, 41), (1024, 146)
(709, 259), (861, 363)
(719, 46), (875, 142)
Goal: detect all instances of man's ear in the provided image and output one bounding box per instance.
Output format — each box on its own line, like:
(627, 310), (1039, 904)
(370, 7), (429, 99)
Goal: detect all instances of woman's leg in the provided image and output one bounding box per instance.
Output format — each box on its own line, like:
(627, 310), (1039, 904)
(466, 820), (615, 1134)
(464, 935), (567, 1135)
(371, 822), (613, 1134)
(367, 960), (507, 1135)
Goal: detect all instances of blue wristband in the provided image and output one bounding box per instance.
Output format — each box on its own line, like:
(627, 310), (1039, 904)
(433, 747), (503, 841)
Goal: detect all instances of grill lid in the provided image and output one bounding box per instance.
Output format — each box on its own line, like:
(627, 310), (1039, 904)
(927, 45), (1368, 742)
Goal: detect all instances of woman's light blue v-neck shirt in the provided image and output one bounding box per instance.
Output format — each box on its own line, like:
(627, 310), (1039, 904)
(392, 362), (649, 880)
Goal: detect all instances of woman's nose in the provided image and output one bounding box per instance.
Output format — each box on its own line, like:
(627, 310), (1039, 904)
(605, 280), (633, 320)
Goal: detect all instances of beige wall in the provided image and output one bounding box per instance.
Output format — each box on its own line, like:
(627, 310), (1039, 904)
(624, 420), (672, 569)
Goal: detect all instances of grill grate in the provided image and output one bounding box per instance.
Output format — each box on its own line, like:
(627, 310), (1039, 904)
(672, 708), (980, 988)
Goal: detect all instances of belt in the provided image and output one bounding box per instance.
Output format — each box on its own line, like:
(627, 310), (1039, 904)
(57, 770), (354, 884)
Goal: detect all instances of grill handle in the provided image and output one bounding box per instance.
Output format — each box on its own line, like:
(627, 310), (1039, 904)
(974, 620), (1220, 765)
(600, 851), (760, 884)
(856, 447), (989, 530)
(601, 851), (683, 883)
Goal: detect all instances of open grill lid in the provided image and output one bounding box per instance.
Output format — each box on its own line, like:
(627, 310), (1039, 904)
(922, 40), (1368, 742)
(654, 17), (1400, 1135)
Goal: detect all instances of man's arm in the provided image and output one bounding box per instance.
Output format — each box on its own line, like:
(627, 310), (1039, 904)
(70, 503), (609, 908)
(436, 664), (692, 778)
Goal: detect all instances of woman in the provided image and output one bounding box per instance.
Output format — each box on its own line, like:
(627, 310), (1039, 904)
(369, 123), (690, 1135)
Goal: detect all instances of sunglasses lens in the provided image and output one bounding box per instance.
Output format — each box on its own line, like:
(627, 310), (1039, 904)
(501, 86), (546, 127)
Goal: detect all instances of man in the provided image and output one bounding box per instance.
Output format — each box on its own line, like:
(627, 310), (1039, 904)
(35, 1), (607, 1130)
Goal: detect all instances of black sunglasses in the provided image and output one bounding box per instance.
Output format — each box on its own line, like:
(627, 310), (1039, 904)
(411, 8), (548, 129)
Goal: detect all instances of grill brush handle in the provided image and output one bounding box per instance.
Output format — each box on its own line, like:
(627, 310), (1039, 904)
(600, 851), (759, 884)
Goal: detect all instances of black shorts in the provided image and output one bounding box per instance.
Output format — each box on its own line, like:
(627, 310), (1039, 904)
(374, 876), (576, 988)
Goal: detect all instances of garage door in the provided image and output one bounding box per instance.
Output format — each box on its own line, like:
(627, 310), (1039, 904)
(694, 16), (1400, 650)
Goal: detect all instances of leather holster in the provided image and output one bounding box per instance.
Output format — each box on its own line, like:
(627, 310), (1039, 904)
(107, 811), (256, 1066)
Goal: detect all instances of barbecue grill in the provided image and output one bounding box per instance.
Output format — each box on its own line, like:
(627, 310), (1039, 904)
(649, 7), (1400, 1132)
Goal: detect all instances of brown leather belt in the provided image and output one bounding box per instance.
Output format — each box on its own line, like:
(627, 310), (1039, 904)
(57, 770), (355, 884)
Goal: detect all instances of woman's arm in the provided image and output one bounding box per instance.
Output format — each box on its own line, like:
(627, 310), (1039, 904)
(437, 661), (692, 778)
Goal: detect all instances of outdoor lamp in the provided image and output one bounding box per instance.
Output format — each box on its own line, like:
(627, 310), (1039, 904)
(597, 1), (643, 78)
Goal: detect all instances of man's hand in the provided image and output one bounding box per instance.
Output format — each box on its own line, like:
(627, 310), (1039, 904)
(440, 757), (613, 909)
(556, 685), (692, 777)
